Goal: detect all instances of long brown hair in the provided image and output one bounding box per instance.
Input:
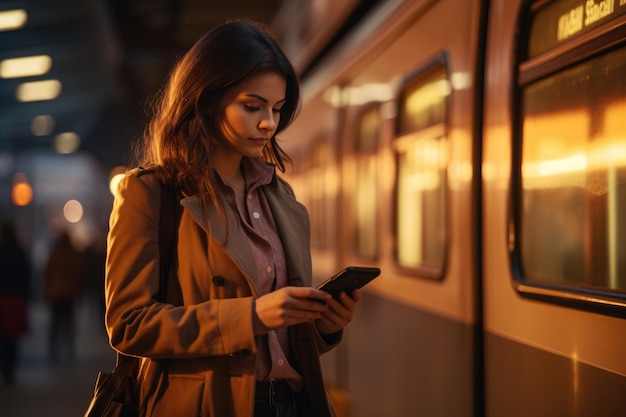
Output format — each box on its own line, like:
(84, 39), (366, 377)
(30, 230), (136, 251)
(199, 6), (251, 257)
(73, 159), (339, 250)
(135, 20), (300, 208)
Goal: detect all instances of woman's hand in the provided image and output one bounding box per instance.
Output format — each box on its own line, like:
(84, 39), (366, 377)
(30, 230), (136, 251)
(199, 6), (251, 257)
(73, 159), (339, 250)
(314, 289), (361, 335)
(255, 286), (332, 331)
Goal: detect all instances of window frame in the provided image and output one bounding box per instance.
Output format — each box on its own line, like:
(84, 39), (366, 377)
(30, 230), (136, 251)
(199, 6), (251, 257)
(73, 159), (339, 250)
(392, 53), (451, 280)
(510, 0), (626, 318)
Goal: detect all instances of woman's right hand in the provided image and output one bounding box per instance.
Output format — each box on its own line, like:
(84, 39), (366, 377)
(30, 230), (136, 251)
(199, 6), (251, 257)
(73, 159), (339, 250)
(254, 286), (331, 331)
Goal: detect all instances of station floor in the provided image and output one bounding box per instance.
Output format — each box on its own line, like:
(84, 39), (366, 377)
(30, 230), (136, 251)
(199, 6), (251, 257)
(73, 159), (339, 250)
(0, 299), (117, 417)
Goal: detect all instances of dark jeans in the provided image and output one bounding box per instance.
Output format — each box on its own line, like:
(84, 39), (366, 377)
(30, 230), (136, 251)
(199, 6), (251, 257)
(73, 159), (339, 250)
(254, 396), (299, 417)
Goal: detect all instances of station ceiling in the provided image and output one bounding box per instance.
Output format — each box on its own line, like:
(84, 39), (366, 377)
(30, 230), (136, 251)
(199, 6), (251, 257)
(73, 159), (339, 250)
(0, 0), (285, 168)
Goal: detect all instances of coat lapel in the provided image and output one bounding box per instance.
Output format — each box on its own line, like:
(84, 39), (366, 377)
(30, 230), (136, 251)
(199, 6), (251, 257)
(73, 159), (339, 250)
(263, 179), (312, 287)
(180, 195), (259, 292)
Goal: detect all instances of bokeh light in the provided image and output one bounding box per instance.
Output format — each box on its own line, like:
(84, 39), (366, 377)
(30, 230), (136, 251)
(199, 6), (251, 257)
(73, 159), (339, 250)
(63, 199), (83, 223)
(11, 172), (33, 206)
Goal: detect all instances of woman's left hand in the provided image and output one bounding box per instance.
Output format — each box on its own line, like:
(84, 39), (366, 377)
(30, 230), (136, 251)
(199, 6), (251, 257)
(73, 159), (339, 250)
(314, 289), (361, 335)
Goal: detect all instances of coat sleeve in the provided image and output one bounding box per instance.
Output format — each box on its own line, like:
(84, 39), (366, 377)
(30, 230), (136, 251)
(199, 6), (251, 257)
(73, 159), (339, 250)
(105, 172), (257, 359)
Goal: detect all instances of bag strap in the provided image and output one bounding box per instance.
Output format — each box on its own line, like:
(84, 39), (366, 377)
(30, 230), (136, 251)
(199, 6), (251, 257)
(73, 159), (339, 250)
(158, 182), (178, 302)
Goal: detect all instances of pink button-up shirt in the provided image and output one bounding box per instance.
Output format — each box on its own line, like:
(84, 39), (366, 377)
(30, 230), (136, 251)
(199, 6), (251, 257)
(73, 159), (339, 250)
(218, 157), (304, 391)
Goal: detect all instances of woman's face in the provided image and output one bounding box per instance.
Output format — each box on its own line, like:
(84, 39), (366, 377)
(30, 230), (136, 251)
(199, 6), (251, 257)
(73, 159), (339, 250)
(219, 71), (286, 158)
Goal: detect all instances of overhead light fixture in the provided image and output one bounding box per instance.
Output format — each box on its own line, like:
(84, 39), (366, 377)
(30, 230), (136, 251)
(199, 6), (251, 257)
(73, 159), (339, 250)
(16, 79), (62, 102)
(54, 131), (80, 154)
(1, 55), (52, 78)
(31, 114), (56, 136)
(0, 9), (28, 31)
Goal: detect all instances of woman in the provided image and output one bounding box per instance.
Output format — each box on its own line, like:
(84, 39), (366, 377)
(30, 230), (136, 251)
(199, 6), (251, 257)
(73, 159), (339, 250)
(105, 20), (360, 417)
(0, 221), (30, 385)
(44, 230), (87, 363)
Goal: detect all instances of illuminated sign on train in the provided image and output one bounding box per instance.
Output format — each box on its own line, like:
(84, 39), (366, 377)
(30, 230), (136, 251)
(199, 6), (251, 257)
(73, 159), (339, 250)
(558, 0), (615, 41)
(557, 6), (583, 41)
(585, 0), (615, 24)
(529, 0), (625, 58)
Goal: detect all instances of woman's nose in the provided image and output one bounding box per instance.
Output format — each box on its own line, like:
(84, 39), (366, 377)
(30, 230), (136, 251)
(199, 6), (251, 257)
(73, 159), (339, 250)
(259, 110), (278, 131)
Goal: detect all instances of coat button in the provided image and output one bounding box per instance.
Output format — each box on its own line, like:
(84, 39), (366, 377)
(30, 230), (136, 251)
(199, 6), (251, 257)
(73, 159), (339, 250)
(212, 275), (225, 286)
(229, 348), (251, 357)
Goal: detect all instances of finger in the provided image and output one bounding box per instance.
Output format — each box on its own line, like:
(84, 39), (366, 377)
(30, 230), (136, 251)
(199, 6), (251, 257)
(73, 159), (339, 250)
(285, 296), (330, 316)
(270, 289), (324, 312)
(325, 293), (356, 321)
(350, 288), (362, 303)
(291, 297), (333, 317)
(287, 286), (333, 303)
(319, 307), (344, 323)
(325, 292), (354, 312)
(265, 307), (319, 329)
(285, 309), (322, 323)
(317, 310), (346, 332)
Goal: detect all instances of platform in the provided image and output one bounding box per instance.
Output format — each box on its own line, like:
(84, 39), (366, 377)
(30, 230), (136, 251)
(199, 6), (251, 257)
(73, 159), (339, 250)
(0, 299), (116, 417)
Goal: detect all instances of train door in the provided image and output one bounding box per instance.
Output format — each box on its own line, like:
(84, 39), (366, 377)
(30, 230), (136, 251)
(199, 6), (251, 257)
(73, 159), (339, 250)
(482, 0), (626, 415)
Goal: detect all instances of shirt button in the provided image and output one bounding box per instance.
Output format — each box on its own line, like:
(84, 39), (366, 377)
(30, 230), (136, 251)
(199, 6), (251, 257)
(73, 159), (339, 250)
(266, 265), (272, 273)
(278, 359), (284, 366)
(252, 212), (260, 219)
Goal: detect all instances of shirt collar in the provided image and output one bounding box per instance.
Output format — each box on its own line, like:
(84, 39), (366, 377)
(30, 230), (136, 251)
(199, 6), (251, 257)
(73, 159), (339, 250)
(241, 157), (275, 189)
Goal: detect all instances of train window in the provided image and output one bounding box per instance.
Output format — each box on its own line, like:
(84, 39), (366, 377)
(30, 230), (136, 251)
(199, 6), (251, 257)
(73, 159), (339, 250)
(394, 63), (449, 277)
(514, 0), (626, 309)
(353, 106), (379, 258)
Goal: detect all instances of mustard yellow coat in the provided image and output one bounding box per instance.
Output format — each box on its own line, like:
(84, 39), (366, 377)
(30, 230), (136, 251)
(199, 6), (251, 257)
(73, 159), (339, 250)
(105, 167), (339, 417)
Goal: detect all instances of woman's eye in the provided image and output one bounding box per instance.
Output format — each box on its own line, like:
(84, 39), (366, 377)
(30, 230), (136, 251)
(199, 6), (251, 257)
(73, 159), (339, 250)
(244, 104), (260, 112)
(272, 108), (282, 114)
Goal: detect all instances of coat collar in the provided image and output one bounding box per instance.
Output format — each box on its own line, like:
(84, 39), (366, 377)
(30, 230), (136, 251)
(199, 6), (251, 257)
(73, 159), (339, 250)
(179, 163), (311, 290)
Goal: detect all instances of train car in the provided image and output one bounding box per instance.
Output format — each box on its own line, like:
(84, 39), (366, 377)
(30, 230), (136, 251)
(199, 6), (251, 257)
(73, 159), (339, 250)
(483, 0), (626, 415)
(273, 0), (626, 416)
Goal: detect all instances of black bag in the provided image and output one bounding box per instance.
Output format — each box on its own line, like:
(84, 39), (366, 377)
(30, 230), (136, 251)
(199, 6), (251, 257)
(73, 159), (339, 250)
(84, 354), (140, 417)
(84, 182), (178, 417)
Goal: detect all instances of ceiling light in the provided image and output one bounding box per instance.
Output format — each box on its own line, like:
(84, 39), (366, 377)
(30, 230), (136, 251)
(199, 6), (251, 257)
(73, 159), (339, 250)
(1, 55), (52, 78)
(54, 131), (80, 154)
(0, 9), (28, 31)
(31, 114), (56, 136)
(16, 79), (62, 102)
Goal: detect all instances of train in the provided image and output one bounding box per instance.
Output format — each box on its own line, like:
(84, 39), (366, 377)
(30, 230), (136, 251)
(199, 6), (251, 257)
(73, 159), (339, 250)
(271, 0), (626, 416)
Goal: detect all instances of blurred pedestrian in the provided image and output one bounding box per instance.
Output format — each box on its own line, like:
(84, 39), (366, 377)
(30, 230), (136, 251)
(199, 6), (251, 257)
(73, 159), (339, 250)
(43, 230), (86, 363)
(0, 221), (31, 386)
(83, 236), (107, 326)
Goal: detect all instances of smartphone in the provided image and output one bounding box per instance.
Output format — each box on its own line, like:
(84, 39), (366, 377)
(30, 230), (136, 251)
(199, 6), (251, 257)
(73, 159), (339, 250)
(316, 266), (381, 299)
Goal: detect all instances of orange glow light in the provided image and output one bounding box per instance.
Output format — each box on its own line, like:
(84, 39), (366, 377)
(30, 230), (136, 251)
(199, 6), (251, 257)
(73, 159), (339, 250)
(11, 181), (33, 206)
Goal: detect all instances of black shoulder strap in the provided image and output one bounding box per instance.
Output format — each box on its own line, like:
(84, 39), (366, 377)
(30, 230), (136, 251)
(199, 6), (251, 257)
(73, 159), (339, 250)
(158, 183), (177, 302)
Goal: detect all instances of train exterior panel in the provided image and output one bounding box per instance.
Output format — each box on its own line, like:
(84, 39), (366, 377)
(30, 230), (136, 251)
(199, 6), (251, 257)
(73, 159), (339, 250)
(280, 0), (482, 415)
